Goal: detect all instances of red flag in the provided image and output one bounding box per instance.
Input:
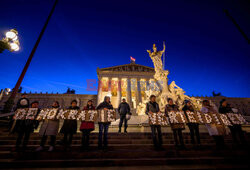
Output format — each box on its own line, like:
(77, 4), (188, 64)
(130, 56), (135, 62)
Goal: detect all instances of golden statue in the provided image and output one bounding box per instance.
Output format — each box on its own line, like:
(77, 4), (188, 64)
(147, 43), (169, 80)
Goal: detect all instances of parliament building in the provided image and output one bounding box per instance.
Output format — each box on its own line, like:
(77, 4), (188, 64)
(0, 62), (249, 117)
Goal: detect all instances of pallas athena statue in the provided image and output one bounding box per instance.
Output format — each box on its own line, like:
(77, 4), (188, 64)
(136, 42), (202, 115)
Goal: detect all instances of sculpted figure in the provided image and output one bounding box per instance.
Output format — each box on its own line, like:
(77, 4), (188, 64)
(147, 43), (169, 80)
(136, 42), (203, 115)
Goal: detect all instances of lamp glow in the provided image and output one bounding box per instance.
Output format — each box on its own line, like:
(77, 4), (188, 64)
(6, 30), (17, 40)
(10, 43), (19, 51)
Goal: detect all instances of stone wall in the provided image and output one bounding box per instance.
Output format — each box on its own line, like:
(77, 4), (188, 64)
(0, 93), (97, 110)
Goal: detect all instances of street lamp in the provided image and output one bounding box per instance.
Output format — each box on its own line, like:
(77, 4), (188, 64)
(0, 88), (11, 102)
(0, 29), (20, 53)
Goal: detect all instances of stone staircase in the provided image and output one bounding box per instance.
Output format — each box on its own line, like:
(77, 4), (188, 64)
(0, 127), (249, 169)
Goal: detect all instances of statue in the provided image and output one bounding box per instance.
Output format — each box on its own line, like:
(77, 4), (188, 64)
(147, 43), (169, 80)
(136, 42), (203, 113)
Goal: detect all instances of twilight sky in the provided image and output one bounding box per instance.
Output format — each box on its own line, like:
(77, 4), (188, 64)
(0, 0), (249, 97)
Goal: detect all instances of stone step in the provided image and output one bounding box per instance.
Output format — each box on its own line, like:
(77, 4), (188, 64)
(0, 134), (220, 139)
(0, 133), (220, 139)
(1, 148), (249, 160)
(0, 126), (249, 169)
(3, 131), (249, 136)
(0, 143), (248, 151)
(0, 139), (237, 145)
(1, 157), (249, 169)
(1, 132), (249, 140)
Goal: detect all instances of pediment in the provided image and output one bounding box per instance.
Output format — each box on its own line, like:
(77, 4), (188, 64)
(97, 63), (155, 73)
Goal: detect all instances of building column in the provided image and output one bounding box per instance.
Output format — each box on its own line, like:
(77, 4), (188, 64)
(97, 76), (102, 105)
(136, 78), (142, 105)
(107, 77), (112, 97)
(146, 78), (150, 91)
(126, 77), (132, 107)
(117, 77), (122, 105)
(145, 78), (150, 101)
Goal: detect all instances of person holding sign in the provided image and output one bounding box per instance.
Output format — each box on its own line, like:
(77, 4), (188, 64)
(146, 95), (163, 150)
(16, 93), (30, 109)
(96, 96), (113, 150)
(80, 100), (95, 150)
(201, 100), (225, 149)
(219, 99), (246, 145)
(36, 101), (60, 152)
(182, 100), (201, 146)
(118, 98), (131, 134)
(10, 93), (30, 133)
(165, 98), (185, 149)
(60, 100), (79, 150)
(13, 101), (40, 152)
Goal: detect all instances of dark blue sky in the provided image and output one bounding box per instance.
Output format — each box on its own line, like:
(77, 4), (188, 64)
(1, 0), (249, 97)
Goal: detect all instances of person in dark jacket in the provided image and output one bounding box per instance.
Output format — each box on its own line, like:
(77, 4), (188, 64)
(16, 93), (30, 109)
(96, 96), (113, 150)
(165, 98), (185, 149)
(118, 98), (131, 133)
(219, 99), (246, 145)
(60, 100), (79, 150)
(201, 100), (225, 149)
(36, 101), (60, 152)
(182, 100), (200, 146)
(13, 101), (40, 152)
(9, 93), (30, 132)
(146, 95), (163, 150)
(80, 100), (95, 150)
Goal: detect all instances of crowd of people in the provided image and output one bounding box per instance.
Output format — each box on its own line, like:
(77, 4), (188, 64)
(146, 95), (247, 150)
(10, 93), (247, 152)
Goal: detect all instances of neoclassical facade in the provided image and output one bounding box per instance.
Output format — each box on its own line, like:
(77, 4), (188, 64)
(97, 62), (156, 109)
(96, 62), (250, 116)
(0, 62), (249, 117)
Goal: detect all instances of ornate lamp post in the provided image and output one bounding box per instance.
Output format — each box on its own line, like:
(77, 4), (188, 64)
(2, 0), (58, 113)
(0, 29), (20, 53)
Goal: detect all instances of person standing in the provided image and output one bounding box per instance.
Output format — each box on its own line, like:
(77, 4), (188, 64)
(36, 101), (60, 152)
(80, 100), (95, 150)
(146, 95), (163, 150)
(96, 96), (113, 150)
(118, 98), (131, 133)
(165, 98), (185, 149)
(219, 99), (246, 145)
(9, 93), (30, 132)
(60, 100), (79, 150)
(16, 93), (30, 109)
(201, 100), (226, 149)
(13, 101), (40, 152)
(182, 100), (201, 146)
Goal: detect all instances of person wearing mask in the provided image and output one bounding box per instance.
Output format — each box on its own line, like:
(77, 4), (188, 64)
(219, 99), (246, 145)
(201, 100), (226, 149)
(36, 101), (60, 152)
(118, 98), (131, 133)
(146, 95), (163, 150)
(96, 96), (113, 150)
(182, 100), (201, 146)
(60, 100), (79, 150)
(13, 101), (40, 152)
(80, 100), (95, 150)
(165, 98), (185, 149)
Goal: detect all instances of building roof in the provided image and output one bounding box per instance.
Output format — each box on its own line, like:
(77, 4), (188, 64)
(97, 62), (155, 76)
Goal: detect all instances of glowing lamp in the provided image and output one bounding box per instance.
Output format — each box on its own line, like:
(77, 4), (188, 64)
(6, 29), (18, 40)
(10, 43), (19, 51)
